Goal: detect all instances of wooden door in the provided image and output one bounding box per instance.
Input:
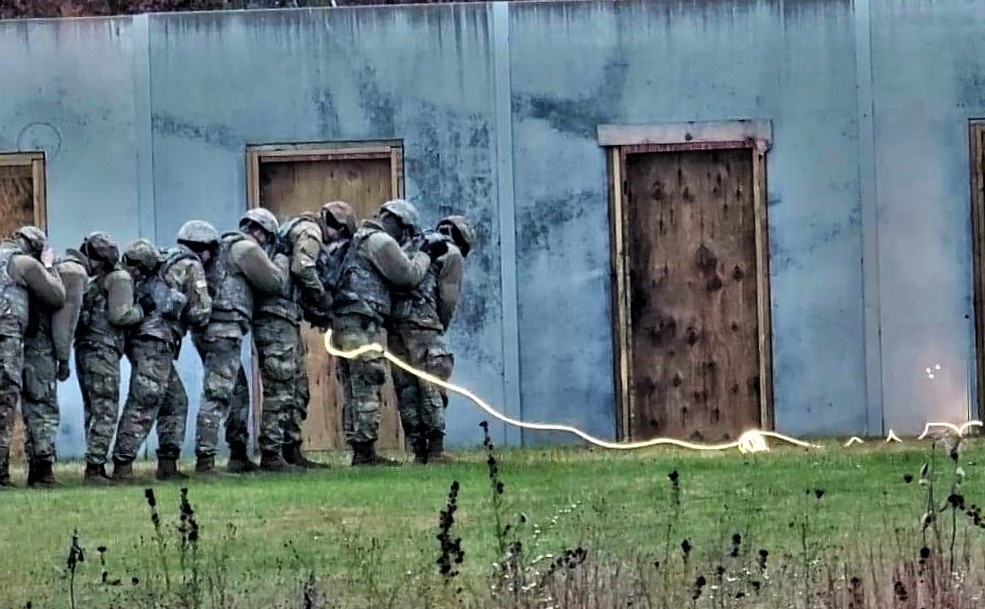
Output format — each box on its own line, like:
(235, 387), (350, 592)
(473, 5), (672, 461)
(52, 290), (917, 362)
(255, 154), (403, 451)
(623, 148), (761, 441)
(0, 153), (46, 462)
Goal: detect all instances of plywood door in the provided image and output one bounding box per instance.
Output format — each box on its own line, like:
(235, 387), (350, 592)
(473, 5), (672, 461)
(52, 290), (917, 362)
(258, 158), (403, 451)
(0, 164), (38, 461)
(623, 149), (761, 441)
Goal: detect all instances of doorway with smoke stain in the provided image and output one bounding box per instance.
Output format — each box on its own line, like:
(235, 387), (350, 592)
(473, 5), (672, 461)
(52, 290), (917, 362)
(245, 141), (404, 452)
(0, 152), (47, 462)
(601, 122), (774, 442)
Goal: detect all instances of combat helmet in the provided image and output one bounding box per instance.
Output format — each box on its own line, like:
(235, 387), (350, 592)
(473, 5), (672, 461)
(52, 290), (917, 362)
(239, 208), (279, 236)
(80, 231), (120, 265)
(379, 199), (421, 232)
(322, 201), (357, 237)
(122, 238), (161, 270)
(437, 215), (475, 257)
(11, 226), (47, 256)
(176, 220), (220, 248)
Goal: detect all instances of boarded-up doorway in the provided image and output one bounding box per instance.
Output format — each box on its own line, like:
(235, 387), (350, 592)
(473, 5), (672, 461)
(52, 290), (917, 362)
(246, 142), (404, 452)
(0, 152), (47, 462)
(601, 122), (773, 442)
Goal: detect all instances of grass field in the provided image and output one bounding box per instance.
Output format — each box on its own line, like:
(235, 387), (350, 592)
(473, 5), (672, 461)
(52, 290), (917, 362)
(2, 435), (984, 608)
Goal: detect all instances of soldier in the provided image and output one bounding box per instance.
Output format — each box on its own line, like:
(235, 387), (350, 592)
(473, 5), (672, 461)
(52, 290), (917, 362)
(390, 215), (474, 464)
(192, 208), (287, 474)
(72, 232), (145, 484)
(252, 207), (333, 472)
(332, 199), (433, 466)
(0, 226), (65, 488)
(21, 236), (88, 487)
(112, 222), (214, 481)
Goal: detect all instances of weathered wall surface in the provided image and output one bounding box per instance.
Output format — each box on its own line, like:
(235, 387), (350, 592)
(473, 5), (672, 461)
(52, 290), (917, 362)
(0, 0), (981, 457)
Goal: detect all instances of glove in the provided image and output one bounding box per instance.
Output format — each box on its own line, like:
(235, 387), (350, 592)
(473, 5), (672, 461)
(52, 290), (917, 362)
(273, 236), (292, 258)
(57, 359), (71, 382)
(423, 238), (448, 260)
(138, 292), (156, 314)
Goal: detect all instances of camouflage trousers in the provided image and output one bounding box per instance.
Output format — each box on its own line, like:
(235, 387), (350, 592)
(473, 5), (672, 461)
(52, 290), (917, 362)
(113, 338), (188, 462)
(389, 325), (453, 448)
(22, 332), (59, 462)
(0, 335), (23, 468)
(253, 315), (309, 453)
(193, 335), (249, 457)
(76, 344), (122, 466)
(335, 314), (387, 446)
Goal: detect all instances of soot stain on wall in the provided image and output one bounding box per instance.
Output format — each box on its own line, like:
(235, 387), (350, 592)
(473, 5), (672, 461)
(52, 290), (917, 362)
(152, 113), (240, 150)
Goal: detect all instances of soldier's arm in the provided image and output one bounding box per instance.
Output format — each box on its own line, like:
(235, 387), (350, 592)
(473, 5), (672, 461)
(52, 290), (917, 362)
(11, 255), (66, 309)
(437, 247), (465, 331)
(230, 239), (285, 296)
(106, 269), (144, 327)
(290, 228), (325, 294)
(364, 233), (430, 288)
(178, 258), (212, 326)
(50, 259), (87, 362)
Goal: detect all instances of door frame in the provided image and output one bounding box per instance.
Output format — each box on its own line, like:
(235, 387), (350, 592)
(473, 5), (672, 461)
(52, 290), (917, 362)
(969, 121), (985, 421)
(598, 120), (774, 440)
(243, 140), (405, 450)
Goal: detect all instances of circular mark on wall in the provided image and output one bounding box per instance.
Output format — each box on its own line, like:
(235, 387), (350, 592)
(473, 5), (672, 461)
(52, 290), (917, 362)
(17, 122), (62, 158)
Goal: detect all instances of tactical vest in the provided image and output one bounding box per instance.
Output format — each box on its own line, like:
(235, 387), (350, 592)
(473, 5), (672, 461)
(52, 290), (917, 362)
(132, 249), (195, 346)
(391, 260), (442, 331)
(77, 267), (125, 354)
(0, 243), (30, 339)
(207, 232), (253, 326)
(334, 227), (391, 321)
(255, 215), (314, 323)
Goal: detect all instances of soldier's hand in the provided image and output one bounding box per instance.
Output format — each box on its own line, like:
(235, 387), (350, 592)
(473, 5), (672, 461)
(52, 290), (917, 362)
(40, 245), (55, 268)
(423, 238), (448, 260)
(138, 292), (157, 314)
(57, 359), (71, 382)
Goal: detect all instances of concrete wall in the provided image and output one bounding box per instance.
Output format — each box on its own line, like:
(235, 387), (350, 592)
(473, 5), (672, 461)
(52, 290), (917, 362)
(0, 0), (981, 458)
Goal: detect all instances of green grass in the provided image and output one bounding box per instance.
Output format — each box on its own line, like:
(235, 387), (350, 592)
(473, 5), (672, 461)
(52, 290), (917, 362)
(0, 438), (978, 608)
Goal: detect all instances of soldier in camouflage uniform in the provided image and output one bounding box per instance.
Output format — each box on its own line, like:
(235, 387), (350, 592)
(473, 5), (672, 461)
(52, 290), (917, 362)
(112, 222), (214, 481)
(192, 208), (287, 474)
(252, 207), (333, 472)
(332, 200), (432, 466)
(22, 234), (88, 487)
(390, 215), (474, 464)
(72, 232), (145, 484)
(0, 227), (65, 488)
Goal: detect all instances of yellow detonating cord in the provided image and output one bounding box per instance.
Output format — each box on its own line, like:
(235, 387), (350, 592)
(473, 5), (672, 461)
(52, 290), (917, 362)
(323, 330), (820, 454)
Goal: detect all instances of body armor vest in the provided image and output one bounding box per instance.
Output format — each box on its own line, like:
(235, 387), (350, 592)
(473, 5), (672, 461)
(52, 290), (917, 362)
(0, 243), (30, 339)
(132, 249), (194, 346)
(256, 216), (313, 323)
(392, 260), (442, 330)
(334, 227), (391, 321)
(77, 268), (125, 354)
(207, 232), (253, 325)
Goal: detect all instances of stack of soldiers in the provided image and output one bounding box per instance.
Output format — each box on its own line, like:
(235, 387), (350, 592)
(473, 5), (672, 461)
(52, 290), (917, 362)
(0, 199), (473, 488)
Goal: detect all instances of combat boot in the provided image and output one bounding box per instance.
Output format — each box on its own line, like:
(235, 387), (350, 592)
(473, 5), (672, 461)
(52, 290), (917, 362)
(283, 442), (330, 470)
(112, 459), (134, 482)
(260, 451), (302, 473)
(155, 458), (189, 481)
(227, 443), (259, 474)
(27, 459), (55, 488)
(410, 437), (430, 465)
(84, 462), (113, 485)
(0, 452), (12, 489)
(351, 442), (401, 467)
(427, 436), (455, 464)
(195, 454), (217, 475)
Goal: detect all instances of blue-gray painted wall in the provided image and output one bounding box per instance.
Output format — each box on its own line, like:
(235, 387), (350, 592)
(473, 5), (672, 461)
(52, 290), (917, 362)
(0, 0), (978, 458)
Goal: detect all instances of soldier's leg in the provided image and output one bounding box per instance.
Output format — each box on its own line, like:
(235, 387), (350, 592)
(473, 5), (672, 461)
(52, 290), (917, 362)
(194, 336), (241, 469)
(76, 346), (121, 482)
(420, 334), (454, 462)
(155, 359), (189, 479)
(223, 361), (255, 471)
(254, 319), (300, 472)
(112, 340), (172, 478)
(280, 323), (307, 449)
(389, 330), (424, 460)
(22, 337), (59, 486)
(337, 315), (395, 466)
(0, 336), (24, 488)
